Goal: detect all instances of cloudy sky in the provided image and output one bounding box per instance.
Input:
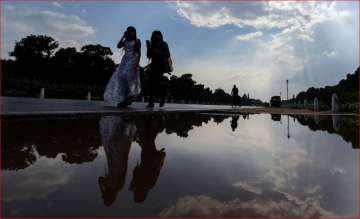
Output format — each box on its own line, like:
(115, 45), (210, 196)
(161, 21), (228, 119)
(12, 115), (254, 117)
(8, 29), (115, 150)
(1, 1), (358, 101)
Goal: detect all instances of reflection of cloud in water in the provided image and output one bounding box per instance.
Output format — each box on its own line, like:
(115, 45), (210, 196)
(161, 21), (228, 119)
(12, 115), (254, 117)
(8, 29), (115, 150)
(304, 185), (321, 194)
(267, 150), (308, 192)
(232, 181), (262, 195)
(160, 195), (333, 217)
(2, 114), (357, 217)
(161, 114), (355, 217)
(265, 145), (329, 215)
(3, 155), (70, 202)
(169, 137), (333, 219)
(178, 116), (275, 153)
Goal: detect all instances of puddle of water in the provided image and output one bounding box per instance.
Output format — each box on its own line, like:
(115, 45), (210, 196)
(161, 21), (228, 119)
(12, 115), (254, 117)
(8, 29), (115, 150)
(2, 113), (358, 217)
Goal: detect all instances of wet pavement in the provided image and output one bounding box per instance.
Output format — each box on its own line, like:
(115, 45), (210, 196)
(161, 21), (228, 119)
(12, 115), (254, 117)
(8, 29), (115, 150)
(2, 113), (358, 217)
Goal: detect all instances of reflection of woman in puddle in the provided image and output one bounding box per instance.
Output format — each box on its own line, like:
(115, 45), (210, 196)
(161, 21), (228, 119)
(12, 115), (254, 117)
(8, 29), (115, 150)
(130, 115), (166, 203)
(98, 116), (136, 206)
(231, 116), (239, 132)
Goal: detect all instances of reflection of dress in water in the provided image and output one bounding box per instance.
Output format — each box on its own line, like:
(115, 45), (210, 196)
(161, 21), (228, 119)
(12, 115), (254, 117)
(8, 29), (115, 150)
(130, 115), (166, 203)
(98, 116), (136, 206)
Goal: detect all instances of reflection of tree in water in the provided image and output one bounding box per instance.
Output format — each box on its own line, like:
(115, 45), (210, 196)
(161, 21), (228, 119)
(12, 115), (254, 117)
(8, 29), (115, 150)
(212, 115), (229, 124)
(163, 114), (211, 137)
(291, 115), (358, 148)
(271, 114), (281, 122)
(2, 114), (213, 172)
(2, 118), (101, 170)
(242, 114), (249, 120)
(1, 143), (36, 171)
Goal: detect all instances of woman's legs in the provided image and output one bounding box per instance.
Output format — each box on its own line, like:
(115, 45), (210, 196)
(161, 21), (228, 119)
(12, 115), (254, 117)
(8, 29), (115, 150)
(147, 63), (166, 107)
(147, 75), (159, 107)
(159, 78), (166, 107)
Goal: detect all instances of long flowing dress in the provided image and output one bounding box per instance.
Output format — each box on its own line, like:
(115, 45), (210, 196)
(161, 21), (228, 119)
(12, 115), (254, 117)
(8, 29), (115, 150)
(103, 40), (141, 106)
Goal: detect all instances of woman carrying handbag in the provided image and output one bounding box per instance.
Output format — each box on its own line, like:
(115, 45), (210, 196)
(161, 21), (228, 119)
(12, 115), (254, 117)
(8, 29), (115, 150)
(146, 30), (172, 108)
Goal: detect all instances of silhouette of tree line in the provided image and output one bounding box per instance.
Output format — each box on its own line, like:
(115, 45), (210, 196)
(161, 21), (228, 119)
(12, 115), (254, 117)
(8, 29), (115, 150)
(1, 114), (212, 171)
(290, 114), (358, 149)
(231, 113), (358, 149)
(2, 34), (263, 105)
(285, 68), (359, 112)
(4, 113), (356, 172)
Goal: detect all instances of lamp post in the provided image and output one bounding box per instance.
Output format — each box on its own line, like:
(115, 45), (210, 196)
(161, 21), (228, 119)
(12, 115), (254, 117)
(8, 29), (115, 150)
(286, 79), (289, 101)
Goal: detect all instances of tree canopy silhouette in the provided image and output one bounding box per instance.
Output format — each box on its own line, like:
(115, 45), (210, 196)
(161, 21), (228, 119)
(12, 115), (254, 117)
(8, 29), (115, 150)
(2, 34), (264, 105)
(292, 67), (359, 111)
(10, 34), (58, 60)
(10, 35), (59, 79)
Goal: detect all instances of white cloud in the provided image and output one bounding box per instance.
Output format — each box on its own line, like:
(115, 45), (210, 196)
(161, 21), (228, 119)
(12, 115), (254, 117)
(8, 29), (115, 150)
(171, 2), (351, 56)
(52, 1), (63, 8)
(3, 6), (96, 56)
(236, 31), (263, 41)
(171, 1), (354, 100)
(173, 1), (350, 38)
(173, 2), (242, 28)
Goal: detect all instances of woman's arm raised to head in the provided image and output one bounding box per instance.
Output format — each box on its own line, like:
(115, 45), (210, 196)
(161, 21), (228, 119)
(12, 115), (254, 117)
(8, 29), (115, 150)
(117, 35), (126, 49)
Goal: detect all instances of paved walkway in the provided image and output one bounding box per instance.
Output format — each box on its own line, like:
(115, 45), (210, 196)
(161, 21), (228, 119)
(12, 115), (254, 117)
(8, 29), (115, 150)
(2, 97), (356, 117)
(1, 97), (234, 117)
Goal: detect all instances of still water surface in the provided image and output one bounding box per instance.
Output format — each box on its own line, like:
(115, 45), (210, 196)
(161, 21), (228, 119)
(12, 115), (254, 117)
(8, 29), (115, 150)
(2, 113), (358, 217)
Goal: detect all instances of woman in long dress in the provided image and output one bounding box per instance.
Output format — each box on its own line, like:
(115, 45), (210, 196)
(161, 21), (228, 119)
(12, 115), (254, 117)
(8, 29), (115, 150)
(103, 26), (141, 107)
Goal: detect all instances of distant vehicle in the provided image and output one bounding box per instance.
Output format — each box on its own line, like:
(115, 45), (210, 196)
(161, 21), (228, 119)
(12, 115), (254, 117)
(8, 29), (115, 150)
(270, 96), (281, 107)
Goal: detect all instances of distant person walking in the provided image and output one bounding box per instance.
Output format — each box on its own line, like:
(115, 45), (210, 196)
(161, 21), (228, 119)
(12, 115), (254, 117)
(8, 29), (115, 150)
(103, 26), (141, 107)
(231, 85), (239, 107)
(146, 30), (172, 108)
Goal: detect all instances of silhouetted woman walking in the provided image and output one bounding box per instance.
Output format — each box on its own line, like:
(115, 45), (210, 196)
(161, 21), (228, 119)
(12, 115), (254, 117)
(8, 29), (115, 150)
(146, 31), (171, 108)
(103, 26), (141, 107)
